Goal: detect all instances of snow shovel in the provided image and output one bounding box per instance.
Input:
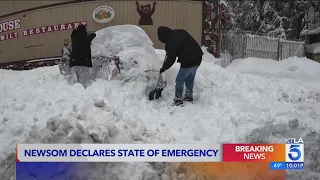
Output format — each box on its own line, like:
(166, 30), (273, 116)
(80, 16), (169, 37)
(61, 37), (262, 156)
(148, 72), (167, 100)
(149, 56), (167, 100)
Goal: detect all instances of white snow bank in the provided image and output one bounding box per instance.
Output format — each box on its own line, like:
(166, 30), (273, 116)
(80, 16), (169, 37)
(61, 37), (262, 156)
(202, 46), (224, 67)
(1, 25), (320, 180)
(227, 56), (320, 80)
(0, 66), (161, 180)
(306, 42), (320, 54)
(201, 46), (216, 62)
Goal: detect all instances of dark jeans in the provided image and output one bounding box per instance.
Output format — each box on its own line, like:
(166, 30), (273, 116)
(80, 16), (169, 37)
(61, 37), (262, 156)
(175, 65), (200, 100)
(71, 66), (91, 87)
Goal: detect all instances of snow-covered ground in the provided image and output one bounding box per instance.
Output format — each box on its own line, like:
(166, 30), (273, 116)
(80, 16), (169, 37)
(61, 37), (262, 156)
(1, 25), (320, 180)
(227, 57), (320, 80)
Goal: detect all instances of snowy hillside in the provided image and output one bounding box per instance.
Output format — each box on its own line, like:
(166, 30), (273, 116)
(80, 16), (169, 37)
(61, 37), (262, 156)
(1, 25), (320, 180)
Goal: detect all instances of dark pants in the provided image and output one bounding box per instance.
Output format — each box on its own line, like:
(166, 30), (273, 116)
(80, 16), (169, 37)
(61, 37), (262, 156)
(71, 66), (91, 87)
(175, 65), (200, 100)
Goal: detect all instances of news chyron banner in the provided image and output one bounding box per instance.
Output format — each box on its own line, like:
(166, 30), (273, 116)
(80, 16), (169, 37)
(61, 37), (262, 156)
(16, 139), (304, 179)
(223, 138), (304, 170)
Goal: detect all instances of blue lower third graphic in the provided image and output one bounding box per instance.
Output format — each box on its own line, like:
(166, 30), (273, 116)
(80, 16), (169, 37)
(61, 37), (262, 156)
(270, 162), (304, 170)
(16, 162), (91, 180)
(286, 162), (304, 170)
(270, 162), (286, 170)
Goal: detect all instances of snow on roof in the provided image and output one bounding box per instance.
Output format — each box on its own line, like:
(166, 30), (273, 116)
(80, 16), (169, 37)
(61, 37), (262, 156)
(246, 33), (279, 40)
(300, 26), (320, 36)
(306, 42), (320, 54)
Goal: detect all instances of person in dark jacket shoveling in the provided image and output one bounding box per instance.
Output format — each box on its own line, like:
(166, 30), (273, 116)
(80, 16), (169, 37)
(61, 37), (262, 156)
(157, 26), (203, 106)
(70, 24), (96, 88)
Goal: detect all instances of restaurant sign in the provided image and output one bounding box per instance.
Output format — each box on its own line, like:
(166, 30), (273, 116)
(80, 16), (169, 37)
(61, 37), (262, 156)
(23, 21), (87, 36)
(0, 20), (87, 41)
(0, 19), (21, 41)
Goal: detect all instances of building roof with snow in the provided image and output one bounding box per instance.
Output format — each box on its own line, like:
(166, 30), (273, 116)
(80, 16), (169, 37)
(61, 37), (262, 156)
(301, 26), (320, 36)
(306, 42), (320, 54)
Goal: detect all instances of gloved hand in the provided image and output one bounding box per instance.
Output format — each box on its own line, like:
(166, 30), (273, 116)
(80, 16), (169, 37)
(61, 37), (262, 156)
(160, 68), (165, 73)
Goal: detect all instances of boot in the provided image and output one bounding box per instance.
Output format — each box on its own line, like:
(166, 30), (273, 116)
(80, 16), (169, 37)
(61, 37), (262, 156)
(184, 95), (193, 102)
(172, 99), (184, 106)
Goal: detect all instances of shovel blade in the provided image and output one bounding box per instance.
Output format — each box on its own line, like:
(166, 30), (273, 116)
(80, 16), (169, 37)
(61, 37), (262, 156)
(149, 89), (157, 100)
(148, 88), (163, 100)
(155, 88), (163, 99)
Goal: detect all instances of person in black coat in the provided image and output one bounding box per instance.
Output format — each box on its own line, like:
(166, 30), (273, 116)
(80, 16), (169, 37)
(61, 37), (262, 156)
(70, 24), (96, 67)
(70, 24), (96, 88)
(157, 26), (203, 106)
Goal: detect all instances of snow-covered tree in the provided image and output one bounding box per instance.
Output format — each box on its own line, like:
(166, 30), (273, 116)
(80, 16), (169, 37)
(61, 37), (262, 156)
(269, 0), (320, 39)
(226, 0), (262, 34)
(226, 0), (320, 39)
(257, 0), (290, 38)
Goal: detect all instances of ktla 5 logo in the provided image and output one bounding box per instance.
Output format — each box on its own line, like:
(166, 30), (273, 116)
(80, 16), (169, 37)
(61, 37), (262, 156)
(285, 138), (304, 162)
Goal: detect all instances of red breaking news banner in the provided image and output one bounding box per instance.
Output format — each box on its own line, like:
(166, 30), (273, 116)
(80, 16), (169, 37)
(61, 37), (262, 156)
(223, 144), (286, 162)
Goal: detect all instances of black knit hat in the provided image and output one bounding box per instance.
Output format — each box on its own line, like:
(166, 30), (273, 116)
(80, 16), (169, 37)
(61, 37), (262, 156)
(77, 24), (87, 33)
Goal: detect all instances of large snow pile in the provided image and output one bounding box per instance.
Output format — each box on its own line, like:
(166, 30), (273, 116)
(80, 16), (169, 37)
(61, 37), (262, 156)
(227, 56), (320, 80)
(91, 24), (162, 73)
(1, 25), (320, 180)
(90, 25), (166, 97)
(91, 24), (154, 56)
